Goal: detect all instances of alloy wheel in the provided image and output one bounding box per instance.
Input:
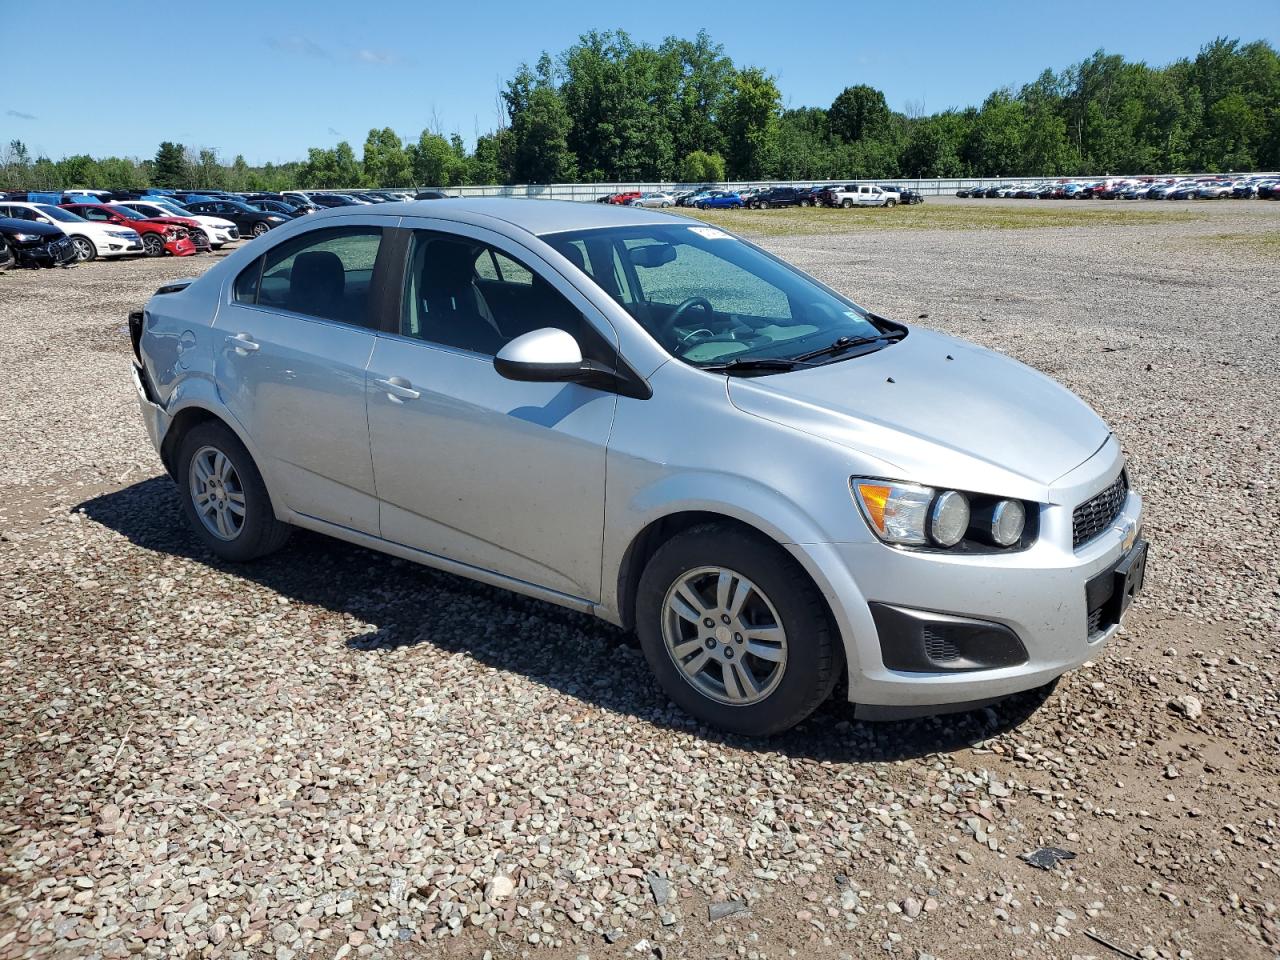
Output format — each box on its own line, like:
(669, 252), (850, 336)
(661, 566), (787, 706)
(188, 445), (247, 541)
(70, 237), (94, 261)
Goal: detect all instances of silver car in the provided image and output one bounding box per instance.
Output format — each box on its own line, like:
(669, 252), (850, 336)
(130, 199), (1147, 736)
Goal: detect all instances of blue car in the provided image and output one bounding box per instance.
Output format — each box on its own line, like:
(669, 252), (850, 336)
(695, 191), (743, 210)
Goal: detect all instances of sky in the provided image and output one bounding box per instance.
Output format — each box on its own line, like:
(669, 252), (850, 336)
(3, 0), (1277, 166)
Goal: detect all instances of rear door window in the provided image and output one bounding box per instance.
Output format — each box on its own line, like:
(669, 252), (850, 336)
(240, 226), (383, 327)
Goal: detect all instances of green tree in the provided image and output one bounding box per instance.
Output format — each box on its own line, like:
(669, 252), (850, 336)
(722, 67), (781, 179)
(829, 85), (891, 143)
(408, 131), (454, 186)
(679, 149), (725, 183)
(362, 127), (413, 187)
(152, 141), (188, 188)
(504, 60), (577, 183)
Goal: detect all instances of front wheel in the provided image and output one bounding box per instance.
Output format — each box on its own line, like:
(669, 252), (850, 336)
(69, 236), (97, 262)
(141, 233), (165, 257)
(636, 524), (841, 736)
(885, 198), (897, 207)
(251, 221), (270, 237)
(177, 421), (292, 562)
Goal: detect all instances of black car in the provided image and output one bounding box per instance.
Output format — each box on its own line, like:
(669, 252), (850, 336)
(0, 216), (78, 267)
(244, 193), (318, 215)
(247, 199), (310, 217)
(183, 199), (290, 237)
(413, 190), (451, 200)
(748, 187), (809, 209)
(879, 184), (924, 205)
(307, 194), (362, 207)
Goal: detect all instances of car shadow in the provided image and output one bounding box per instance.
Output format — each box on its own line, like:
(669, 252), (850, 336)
(77, 477), (1056, 764)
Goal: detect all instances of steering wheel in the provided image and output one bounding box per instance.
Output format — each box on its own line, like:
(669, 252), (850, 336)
(662, 296), (715, 342)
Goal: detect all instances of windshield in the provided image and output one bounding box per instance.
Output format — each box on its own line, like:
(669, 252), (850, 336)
(35, 204), (83, 222)
(153, 202), (191, 216)
(542, 223), (889, 368)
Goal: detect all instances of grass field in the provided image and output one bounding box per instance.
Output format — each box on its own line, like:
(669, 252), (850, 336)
(681, 202), (1202, 236)
(1207, 231), (1280, 258)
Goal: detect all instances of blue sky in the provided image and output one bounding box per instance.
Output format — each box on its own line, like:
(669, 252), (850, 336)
(3, 0), (1276, 165)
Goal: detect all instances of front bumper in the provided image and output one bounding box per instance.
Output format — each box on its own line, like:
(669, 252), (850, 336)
(795, 440), (1146, 710)
(99, 237), (145, 257)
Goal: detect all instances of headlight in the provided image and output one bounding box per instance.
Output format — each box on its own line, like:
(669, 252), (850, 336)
(851, 480), (934, 546)
(266, 215), (285, 222)
(852, 479), (1031, 550)
(928, 490), (970, 547)
(12, 232), (40, 242)
(978, 499), (1026, 547)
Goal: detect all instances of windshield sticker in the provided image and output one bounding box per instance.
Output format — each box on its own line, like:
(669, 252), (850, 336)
(688, 226), (729, 240)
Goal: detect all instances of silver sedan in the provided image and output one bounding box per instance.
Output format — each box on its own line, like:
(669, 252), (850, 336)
(130, 199), (1146, 736)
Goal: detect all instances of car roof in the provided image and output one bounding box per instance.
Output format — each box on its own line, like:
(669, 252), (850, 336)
(299, 197), (685, 236)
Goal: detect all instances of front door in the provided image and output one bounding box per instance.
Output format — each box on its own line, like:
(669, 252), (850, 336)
(214, 223), (388, 535)
(365, 223), (616, 601)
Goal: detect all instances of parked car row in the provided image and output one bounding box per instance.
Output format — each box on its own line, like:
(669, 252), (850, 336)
(956, 175), (1280, 200)
(590, 184), (926, 210)
(0, 186), (441, 271)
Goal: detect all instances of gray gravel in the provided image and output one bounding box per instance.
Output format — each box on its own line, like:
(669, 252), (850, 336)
(1, 202), (1278, 960)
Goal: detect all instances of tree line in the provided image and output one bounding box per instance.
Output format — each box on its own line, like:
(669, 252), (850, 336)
(2, 33), (1276, 192)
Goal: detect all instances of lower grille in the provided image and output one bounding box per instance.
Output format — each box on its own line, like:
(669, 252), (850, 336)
(1086, 604), (1105, 639)
(1073, 471), (1128, 549)
(922, 628), (960, 663)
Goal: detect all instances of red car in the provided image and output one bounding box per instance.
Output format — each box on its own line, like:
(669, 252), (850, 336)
(607, 191), (642, 205)
(60, 203), (197, 257)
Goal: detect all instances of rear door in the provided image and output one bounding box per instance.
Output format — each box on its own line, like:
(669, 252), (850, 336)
(213, 220), (395, 535)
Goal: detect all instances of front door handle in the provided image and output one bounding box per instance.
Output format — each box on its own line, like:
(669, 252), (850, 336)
(227, 333), (260, 354)
(374, 376), (421, 402)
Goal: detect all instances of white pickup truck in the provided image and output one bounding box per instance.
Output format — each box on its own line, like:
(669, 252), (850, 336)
(829, 184), (900, 208)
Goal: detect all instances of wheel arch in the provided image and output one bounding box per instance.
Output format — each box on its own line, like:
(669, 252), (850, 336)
(613, 511), (846, 672)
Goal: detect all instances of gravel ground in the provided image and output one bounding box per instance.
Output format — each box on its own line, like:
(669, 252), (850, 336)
(1, 201), (1278, 960)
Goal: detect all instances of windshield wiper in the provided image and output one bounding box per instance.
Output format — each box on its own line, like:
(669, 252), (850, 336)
(792, 331), (905, 363)
(698, 357), (810, 374)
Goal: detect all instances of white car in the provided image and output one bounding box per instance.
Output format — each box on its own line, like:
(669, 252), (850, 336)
(111, 199), (240, 248)
(829, 185), (901, 208)
(630, 192), (677, 208)
(0, 201), (142, 261)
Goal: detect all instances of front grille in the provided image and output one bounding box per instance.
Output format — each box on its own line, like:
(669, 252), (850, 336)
(1073, 471), (1128, 549)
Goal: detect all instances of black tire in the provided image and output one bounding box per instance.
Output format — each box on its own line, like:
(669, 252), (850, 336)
(141, 233), (165, 257)
(176, 420), (291, 562)
(635, 523), (841, 736)
(252, 221), (270, 237)
(69, 235), (97, 262)
(885, 198), (897, 208)
(841, 198), (853, 209)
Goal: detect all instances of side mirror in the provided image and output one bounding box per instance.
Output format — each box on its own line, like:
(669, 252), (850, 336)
(494, 327), (587, 382)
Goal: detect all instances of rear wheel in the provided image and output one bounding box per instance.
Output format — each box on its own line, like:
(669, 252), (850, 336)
(177, 421), (291, 562)
(636, 524), (841, 736)
(141, 233), (165, 257)
(69, 236), (97, 262)
(841, 198), (853, 209)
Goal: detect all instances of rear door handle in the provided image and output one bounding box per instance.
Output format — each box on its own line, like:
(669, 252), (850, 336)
(374, 376), (420, 402)
(227, 333), (260, 354)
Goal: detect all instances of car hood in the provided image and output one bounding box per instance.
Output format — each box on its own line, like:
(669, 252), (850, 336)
(0, 217), (63, 239)
(727, 328), (1110, 501)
